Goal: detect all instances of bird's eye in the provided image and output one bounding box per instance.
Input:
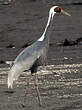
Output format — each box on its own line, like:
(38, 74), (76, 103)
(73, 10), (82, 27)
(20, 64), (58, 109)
(54, 7), (61, 13)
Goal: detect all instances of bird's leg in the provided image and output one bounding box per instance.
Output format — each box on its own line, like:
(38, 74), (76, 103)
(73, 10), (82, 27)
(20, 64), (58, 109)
(25, 74), (32, 94)
(22, 74), (32, 107)
(34, 73), (42, 106)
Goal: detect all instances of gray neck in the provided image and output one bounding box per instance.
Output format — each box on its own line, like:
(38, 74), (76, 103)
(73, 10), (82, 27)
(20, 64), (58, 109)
(38, 12), (53, 42)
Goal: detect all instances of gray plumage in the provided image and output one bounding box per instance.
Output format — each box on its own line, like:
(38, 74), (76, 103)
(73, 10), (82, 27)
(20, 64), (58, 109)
(8, 6), (71, 88)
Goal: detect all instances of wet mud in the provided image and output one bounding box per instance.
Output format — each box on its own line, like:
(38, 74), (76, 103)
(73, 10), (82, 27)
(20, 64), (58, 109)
(0, 0), (82, 110)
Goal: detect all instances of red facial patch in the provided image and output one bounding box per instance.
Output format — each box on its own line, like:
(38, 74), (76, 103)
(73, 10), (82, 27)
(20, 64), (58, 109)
(55, 7), (61, 13)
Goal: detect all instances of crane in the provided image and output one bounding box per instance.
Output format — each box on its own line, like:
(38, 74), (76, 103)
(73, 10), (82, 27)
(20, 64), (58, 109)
(8, 6), (71, 106)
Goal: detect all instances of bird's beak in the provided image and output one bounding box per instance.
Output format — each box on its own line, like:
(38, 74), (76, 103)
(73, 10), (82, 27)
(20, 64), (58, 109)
(61, 9), (71, 16)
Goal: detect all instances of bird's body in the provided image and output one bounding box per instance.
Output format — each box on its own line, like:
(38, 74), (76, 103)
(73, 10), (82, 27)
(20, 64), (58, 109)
(8, 39), (48, 87)
(8, 7), (52, 88)
(8, 6), (71, 106)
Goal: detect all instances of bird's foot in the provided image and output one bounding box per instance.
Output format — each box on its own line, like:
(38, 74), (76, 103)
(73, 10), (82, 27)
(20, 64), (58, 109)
(39, 102), (42, 107)
(21, 103), (26, 108)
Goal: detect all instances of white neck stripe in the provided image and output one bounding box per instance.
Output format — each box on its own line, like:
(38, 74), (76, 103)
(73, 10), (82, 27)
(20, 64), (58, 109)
(38, 11), (52, 41)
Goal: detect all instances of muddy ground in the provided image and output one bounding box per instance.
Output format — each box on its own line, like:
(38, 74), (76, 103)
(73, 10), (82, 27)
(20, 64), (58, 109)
(0, 0), (82, 110)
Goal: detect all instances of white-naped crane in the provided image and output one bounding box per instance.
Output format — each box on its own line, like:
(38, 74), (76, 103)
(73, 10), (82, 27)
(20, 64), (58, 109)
(8, 6), (71, 106)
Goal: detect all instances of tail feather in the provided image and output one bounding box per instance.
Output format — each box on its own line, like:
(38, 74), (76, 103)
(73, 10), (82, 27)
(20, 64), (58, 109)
(8, 76), (13, 88)
(8, 63), (23, 88)
(8, 71), (20, 88)
(8, 69), (15, 88)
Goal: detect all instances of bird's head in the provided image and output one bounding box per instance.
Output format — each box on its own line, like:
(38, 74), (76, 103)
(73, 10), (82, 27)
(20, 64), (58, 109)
(50, 6), (71, 20)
